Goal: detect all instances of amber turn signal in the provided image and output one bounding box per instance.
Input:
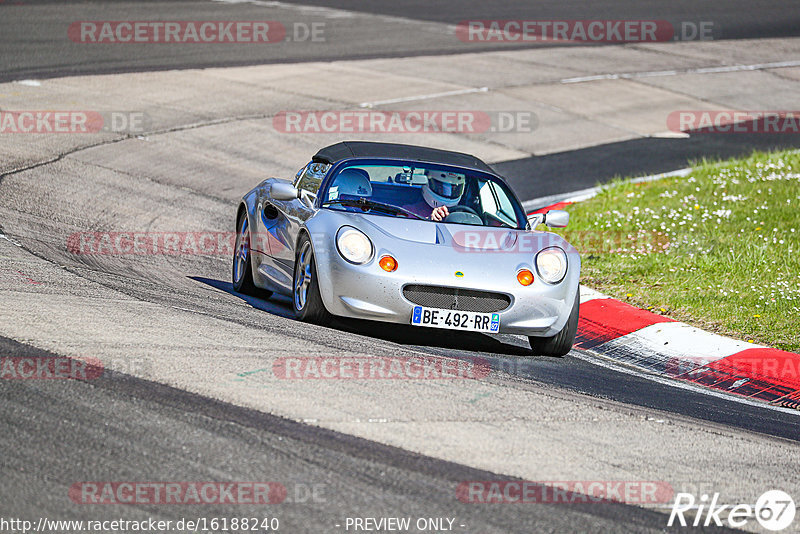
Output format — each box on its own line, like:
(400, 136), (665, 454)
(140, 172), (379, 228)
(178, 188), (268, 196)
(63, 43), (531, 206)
(516, 269), (534, 286)
(379, 255), (398, 272)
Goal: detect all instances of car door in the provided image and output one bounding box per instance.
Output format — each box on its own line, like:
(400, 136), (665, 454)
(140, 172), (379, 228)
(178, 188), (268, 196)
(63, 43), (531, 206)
(256, 162), (326, 294)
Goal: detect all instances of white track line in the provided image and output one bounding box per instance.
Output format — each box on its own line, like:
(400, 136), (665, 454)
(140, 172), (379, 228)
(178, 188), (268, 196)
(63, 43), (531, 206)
(359, 87), (489, 108)
(212, 0), (456, 28)
(561, 59), (800, 84)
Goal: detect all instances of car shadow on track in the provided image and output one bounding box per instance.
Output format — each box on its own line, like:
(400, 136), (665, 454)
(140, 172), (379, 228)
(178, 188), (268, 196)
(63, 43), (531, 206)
(191, 276), (296, 319)
(191, 276), (532, 356)
(335, 317), (534, 356)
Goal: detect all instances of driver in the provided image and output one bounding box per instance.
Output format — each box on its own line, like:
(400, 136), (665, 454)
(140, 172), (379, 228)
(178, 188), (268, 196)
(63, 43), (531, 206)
(406, 171), (466, 221)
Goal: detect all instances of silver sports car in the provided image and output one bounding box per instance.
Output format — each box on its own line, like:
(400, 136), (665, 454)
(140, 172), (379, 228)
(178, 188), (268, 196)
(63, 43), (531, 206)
(233, 141), (580, 356)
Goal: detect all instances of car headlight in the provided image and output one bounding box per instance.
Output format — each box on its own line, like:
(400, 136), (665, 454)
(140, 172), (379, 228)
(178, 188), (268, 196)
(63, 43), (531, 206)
(535, 247), (567, 284)
(336, 227), (373, 264)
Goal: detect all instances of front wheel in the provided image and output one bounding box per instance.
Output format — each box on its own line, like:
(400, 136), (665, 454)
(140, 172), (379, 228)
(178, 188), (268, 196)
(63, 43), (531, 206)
(293, 234), (333, 325)
(232, 210), (272, 298)
(529, 287), (580, 357)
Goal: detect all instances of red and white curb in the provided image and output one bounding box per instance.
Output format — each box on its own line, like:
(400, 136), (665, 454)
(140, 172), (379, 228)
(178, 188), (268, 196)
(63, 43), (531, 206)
(576, 287), (800, 410)
(525, 171), (800, 410)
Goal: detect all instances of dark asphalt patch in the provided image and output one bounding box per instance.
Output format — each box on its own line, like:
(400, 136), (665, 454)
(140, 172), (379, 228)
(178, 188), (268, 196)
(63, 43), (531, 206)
(2, 0), (799, 82)
(495, 132), (800, 200)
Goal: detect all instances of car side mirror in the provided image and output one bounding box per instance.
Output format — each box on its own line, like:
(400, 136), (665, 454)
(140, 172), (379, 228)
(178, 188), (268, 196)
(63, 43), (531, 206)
(526, 213), (543, 229)
(527, 209), (569, 229)
(270, 182), (300, 201)
(544, 209), (569, 228)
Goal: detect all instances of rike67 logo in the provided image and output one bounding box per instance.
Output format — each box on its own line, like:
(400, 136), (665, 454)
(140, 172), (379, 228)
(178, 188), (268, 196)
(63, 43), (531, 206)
(669, 490), (795, 531)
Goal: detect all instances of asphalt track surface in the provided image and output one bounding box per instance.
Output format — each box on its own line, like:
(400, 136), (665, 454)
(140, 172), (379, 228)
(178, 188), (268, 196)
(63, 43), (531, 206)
(2, 0), (800, 82)
(1, 142), (799, 530)
(0, 336), (739, 533)
(2, 1), (800, 533)
(282, 0), (800, 39)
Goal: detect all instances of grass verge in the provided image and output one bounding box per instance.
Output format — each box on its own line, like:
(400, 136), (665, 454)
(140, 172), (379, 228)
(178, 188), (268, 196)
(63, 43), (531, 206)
(553, 149), (800, 352)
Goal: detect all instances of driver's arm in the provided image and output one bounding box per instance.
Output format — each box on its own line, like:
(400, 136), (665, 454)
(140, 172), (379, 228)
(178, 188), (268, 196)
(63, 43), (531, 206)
(430, 206), (449, 221)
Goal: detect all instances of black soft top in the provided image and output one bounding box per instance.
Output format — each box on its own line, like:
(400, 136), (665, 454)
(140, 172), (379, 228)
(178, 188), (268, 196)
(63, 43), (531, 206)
(312, 141), (496, 175)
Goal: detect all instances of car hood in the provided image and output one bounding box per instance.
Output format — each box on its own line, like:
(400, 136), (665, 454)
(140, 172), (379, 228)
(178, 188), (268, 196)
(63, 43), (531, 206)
(359, 215), (440, 244)
(330, 212), (545, 251)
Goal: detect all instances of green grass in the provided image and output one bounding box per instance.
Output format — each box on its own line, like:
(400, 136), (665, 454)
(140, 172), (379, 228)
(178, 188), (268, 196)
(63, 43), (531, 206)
(552, 149), (800, 353)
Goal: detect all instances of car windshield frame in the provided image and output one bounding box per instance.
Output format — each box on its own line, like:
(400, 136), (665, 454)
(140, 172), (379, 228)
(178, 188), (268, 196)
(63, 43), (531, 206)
(315, 157), (528, 229)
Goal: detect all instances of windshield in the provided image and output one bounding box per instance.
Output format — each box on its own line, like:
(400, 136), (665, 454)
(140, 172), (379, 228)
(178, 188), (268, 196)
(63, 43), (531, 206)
(320, 162), (524, 228)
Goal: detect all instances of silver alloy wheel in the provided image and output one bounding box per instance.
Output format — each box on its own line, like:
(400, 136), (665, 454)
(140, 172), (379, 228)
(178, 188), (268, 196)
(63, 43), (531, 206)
(234, 216), (250, 284)
(294, 241), (313, 311)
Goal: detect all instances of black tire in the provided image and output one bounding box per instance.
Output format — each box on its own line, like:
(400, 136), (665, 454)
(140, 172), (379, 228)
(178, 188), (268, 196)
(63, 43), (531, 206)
(232, 209), (272, 298)
(293, 233), (333, 325)
(529, 287), (580, 357)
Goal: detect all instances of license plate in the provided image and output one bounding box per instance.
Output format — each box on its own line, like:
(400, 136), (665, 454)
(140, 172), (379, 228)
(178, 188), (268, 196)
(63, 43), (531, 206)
(410, 306), (500, 333)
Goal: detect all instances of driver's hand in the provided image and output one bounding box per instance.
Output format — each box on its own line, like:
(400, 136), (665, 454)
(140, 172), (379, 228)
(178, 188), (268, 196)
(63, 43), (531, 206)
(430, 206), (449, 221)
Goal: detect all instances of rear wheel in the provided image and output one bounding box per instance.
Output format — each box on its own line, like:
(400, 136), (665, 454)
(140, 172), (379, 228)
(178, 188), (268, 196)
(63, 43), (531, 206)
(232, 210), (272, 298)
(529, 287), (580, 357)
(293, 234), (332, 325)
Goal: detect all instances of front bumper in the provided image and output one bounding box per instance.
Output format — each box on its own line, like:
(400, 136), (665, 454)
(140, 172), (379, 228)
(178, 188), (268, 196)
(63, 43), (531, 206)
(311, 234), (580, 338)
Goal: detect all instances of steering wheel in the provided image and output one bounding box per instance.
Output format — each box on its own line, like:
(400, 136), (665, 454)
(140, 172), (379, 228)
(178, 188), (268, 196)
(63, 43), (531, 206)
(447, 205), (481, 217)
(443, 205), (484, 225)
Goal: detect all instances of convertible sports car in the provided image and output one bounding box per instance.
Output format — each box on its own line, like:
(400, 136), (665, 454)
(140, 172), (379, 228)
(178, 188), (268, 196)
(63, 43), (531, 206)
(233, 141), (580, 356)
